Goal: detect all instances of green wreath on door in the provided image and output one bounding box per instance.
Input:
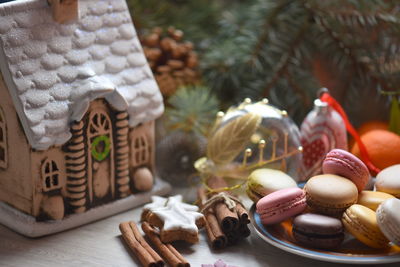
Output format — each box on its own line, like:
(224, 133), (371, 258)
(91, 135), (111, 161)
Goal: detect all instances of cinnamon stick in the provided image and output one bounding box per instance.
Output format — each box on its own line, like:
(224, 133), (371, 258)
(142, 222), (190, 267)
(206, 214), (228, 249)
(226, 231), (239, 244)
(206, 176), (239, 232)
(207, 176), (250, 224)
(201, 176), (251, 246)
(215, 202), (238, 232)
(228, 224), (251, 242)
(238, 224), (251, 238)
(197, 188), (228, 249)
(236, 203), (250, 224)
(119, 221), (164, 267)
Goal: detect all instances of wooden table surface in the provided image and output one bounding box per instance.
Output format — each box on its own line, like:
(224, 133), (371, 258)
(1, 198), (399, 267)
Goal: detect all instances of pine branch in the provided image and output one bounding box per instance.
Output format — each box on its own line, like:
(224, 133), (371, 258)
(197, 0), (400, 123)
(248, 0), (293, 66)
(262, 17), (311, 97)
(127, 0), (229, 45)
(284, 70), (311, 108)
(313, 13), (393, 95)
(165, 86), (219, 136)
(309, 1), (400, 28)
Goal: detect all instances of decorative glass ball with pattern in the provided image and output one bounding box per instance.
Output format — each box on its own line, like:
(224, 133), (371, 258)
(200, 98), (303, 181)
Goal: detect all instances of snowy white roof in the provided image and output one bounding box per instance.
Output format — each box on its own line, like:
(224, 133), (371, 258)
(0, 0), (164, 150)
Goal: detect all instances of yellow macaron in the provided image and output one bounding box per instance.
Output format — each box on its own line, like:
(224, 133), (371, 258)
(357, 191), (395, 211)
(342, 204), (389, 249)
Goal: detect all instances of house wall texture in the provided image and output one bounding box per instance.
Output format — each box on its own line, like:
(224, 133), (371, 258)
(128, 121), (155, 191)
(30, 147), (66, 218)
(129, 121), (155, 172)
(0, 73), (33, 215)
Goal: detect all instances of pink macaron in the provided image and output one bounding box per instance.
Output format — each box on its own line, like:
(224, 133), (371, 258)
(322, 149), (370, 192)
(256, 187), (306, 225)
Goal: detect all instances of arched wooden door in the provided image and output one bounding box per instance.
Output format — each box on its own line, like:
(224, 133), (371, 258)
(87, 105), (114, 205)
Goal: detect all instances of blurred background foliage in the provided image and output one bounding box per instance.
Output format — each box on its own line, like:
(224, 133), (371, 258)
(128, 0), (400, 127)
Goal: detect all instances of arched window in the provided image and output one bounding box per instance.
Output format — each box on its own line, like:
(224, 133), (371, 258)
(0, 107), (7, 169)
(132, 134), (149, 166)
(41, 159), (61, 192)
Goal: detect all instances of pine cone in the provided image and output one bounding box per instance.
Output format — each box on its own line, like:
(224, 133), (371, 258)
(141, 27), (200, 98)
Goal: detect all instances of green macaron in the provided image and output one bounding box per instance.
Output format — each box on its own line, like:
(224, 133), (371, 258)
(246, 168), (297, 202)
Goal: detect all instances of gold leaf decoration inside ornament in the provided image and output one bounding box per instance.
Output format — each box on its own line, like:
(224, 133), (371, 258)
(207, 113), (262, 165)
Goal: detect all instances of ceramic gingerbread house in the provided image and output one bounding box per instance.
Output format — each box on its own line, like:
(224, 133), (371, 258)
(0, 0), (170, 237)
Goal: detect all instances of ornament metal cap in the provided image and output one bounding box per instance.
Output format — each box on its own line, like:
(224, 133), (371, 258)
(314, 99), (328, 107)
(317, 87), (330, 97)
(314, 99), (328, 114)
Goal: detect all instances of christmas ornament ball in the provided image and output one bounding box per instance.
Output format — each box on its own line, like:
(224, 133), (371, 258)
(215, 98), (303, 180)
(156, 131), (206, 186)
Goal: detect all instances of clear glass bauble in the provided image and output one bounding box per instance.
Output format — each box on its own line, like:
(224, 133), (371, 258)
(216, 99), (303, 180)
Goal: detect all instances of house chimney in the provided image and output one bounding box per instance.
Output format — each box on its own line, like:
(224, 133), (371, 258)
(48, 0), (78, 23)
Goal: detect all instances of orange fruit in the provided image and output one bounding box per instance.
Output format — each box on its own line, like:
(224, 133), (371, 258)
(357, 121), (388, 136)
(349, 121), (388, 148)
(351, 129), (400, 170)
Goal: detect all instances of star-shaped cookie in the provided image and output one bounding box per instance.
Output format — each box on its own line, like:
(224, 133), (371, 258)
(141, 195), (206, 243)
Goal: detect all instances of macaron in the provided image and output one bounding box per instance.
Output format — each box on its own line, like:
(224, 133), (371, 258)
(292, 213), (344, 249)
(246, 168), (297, 202)
(256, 187), (306, 225)
(375, 164), (400, 197)
(322, 149), (370, 192)
(342, 204), (389, 249)
(304, 174), (358, 216)
(357, 190), (395, 211)
(376, 198), (400, 246)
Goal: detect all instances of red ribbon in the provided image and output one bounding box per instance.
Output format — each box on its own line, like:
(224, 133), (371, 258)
(320, 92), (381, 175)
